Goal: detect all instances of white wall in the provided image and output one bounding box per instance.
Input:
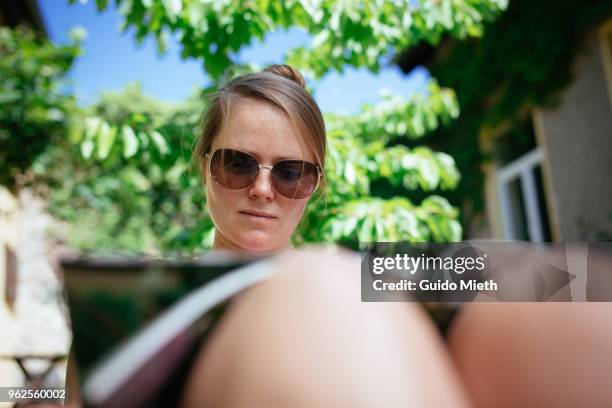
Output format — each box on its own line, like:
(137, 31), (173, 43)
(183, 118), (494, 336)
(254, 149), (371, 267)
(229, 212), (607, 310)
(536, 28), (612, 241)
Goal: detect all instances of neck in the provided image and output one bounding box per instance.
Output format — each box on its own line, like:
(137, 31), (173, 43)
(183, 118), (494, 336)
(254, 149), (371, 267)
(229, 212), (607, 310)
(213, 232), (290, 257)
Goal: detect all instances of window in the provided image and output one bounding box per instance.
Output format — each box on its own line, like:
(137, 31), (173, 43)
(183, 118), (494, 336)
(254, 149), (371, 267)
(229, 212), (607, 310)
(497, 148), (552, 242)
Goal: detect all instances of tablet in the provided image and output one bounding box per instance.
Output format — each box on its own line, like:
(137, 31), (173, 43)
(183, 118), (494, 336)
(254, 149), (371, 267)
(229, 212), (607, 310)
(61, 251), (271, 408)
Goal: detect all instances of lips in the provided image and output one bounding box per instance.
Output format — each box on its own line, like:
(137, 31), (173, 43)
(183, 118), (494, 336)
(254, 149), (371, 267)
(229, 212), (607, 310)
(239, 210), (277, 219)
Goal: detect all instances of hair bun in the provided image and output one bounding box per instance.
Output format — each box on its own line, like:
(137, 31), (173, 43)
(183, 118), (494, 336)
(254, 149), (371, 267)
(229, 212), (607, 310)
(264, 64), (306, 88)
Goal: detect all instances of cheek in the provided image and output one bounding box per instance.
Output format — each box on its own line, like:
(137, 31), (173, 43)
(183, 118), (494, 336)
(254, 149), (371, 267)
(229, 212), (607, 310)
(206, 185), (237, 223)
(279, 199), (309, 230)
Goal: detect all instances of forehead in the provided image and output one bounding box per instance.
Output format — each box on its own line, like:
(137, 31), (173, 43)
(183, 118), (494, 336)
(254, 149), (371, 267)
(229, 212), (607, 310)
(212, 98), (313, 162)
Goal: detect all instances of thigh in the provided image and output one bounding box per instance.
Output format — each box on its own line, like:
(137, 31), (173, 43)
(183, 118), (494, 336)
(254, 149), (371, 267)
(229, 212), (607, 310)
(448, 303), (612, 408)
(181, 250), (472, 408)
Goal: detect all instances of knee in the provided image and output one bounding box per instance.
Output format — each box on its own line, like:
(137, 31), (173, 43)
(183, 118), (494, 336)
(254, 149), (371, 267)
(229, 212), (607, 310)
(182, 250), (470, 407)
(448, 303), (612, 408)
(182, 251), (371, 407)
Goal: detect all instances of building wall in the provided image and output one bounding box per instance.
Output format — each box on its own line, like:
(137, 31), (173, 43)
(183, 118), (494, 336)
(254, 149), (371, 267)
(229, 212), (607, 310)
(536, 27), (612, 241)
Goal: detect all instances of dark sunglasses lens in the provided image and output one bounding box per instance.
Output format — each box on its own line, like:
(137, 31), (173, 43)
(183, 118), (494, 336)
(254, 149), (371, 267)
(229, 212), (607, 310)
(272, 160), (319, 199)
(210, 149), (258, 189)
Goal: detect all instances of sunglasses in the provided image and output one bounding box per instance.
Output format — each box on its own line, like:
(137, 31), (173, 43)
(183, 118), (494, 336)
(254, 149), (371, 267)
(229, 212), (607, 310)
(205, 148), (322, 199)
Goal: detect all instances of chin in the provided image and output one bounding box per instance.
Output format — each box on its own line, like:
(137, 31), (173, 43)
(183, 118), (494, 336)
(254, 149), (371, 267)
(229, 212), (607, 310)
(238, 231), (284, 253)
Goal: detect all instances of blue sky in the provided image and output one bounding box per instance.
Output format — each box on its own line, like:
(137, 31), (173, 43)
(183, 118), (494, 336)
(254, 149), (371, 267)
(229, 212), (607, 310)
(38, 0), (429, 114)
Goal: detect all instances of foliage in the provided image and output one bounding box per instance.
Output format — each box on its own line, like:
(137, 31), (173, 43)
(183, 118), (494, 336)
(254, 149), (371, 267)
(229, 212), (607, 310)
(76, 0), (507, 80)
(39, 84), (213, 253)
(0, 26), (81, 191)
(42, 82), (462, 253)
(332, 80), (459, 143)
(33, 0), (513, 253)
(294, 83), (462, 246)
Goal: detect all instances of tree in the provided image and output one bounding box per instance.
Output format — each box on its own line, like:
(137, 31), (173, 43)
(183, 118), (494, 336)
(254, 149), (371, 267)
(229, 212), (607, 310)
(76, 0), (507, 81)
(0, 26), (82, 192)
(41, 84), (211, 253)
(44, 0), (509, 253)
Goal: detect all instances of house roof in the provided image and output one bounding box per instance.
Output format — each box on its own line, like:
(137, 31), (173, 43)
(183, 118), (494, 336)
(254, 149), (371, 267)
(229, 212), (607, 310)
(0, 0), (47, 36)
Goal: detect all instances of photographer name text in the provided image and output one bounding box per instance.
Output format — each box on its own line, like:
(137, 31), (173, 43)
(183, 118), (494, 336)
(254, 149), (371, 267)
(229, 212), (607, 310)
(372, 278), (498, 291)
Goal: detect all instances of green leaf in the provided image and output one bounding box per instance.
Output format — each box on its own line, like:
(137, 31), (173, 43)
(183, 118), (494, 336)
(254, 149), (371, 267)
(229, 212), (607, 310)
(0, 90), (21, 104)
(81, 139), (95, 160)
(84, 116), (101, 140)
(342, 216), (359, 236)
(162, 0), (183, 21)
(358, 217), (374, 243)
(96, 122), (117, 160)
(80, 117), (100, 159)
(122, 125), (139, 158)
(344, 161), (356, 184)
(149, 130), (169, 155)
(95, 0), (108, 11)
(155, 31), (169, 54)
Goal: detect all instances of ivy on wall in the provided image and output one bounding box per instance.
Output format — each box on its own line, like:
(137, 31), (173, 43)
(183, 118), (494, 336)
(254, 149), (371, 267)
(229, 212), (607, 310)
(399, 0), (612, 232)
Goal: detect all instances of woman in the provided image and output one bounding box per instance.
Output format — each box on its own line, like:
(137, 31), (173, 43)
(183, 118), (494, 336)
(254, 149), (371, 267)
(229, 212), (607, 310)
(193, 64), (325, 254)
(180, 64), (612, 408)
(180, 64), (468, 407)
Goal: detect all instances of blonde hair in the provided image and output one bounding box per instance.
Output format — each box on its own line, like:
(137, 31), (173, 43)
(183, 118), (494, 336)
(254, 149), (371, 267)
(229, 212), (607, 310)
(193, 64), (327, 194)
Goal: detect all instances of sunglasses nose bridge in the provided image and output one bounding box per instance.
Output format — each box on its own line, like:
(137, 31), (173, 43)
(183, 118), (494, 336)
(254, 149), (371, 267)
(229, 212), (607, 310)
(255, 164), (274, 181)
(249, 164), (275, 197)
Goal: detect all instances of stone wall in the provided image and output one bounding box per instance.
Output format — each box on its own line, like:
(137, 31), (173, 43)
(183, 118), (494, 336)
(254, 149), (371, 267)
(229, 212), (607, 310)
(0, 187), (71, 407)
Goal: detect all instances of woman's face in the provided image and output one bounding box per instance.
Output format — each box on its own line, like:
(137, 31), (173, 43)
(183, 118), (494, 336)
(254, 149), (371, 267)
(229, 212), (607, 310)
(204, 98), (315, 254)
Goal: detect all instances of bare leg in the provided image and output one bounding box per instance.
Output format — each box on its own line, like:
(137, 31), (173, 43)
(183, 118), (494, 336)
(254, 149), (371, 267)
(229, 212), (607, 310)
(181, 250), (472, 408)
(448, 303), (612, 408)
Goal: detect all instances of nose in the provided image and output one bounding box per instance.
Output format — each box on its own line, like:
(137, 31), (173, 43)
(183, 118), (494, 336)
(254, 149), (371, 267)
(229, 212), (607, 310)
(248, 167), (275, 201)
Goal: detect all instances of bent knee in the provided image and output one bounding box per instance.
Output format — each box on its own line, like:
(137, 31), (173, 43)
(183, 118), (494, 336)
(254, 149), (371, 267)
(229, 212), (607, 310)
(448, 303), (612, 408)
(182, 250), (470, 407)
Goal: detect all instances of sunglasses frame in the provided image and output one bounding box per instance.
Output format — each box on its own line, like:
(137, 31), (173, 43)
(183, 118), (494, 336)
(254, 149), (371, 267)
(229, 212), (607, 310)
(205, 148), (323, 199)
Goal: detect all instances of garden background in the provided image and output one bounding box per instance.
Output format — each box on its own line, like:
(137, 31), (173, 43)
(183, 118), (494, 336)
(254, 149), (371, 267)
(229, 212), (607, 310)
(1, 0), (611, 396)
